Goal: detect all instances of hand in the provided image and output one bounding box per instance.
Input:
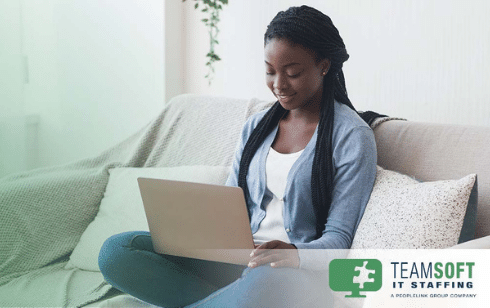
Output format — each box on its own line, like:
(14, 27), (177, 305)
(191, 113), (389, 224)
(248, 240), (300, 269)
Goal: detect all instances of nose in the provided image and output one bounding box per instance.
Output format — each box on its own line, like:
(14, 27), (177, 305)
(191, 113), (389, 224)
(273, 73), (289, 92)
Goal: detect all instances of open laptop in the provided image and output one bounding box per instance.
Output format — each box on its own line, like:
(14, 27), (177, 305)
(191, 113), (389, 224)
(137, 178), (255, 265)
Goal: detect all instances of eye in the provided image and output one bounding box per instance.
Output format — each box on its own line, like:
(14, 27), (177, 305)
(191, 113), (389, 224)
(286, 70), (302, 78)
(266, 71), (275, 76)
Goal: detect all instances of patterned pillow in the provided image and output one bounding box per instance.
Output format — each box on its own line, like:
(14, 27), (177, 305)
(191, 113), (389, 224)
(351, 166), (477, 249)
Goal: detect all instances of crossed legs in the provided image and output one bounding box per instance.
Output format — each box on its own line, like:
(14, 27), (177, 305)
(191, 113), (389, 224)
(98, 231), (332, 308)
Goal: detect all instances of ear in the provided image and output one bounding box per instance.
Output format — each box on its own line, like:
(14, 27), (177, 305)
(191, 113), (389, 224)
(320, 59), (331, 76)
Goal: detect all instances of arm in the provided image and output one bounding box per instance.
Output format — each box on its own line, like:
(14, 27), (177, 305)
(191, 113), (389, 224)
(251, 127), (377, 268)
(249, 127), (377, 269)
(295, 126), (377, 268)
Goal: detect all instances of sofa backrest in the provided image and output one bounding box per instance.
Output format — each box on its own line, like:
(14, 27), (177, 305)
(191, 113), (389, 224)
(165, 94), (489, 239)
(152, 94), (272, 168)
(374, 120), (490, 239)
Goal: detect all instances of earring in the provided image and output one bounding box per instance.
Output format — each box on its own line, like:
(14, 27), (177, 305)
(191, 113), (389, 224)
(322, 71), (327, 76)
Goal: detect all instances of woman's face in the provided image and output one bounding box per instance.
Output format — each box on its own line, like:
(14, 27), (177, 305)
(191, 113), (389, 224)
(264, 38), (329, 113)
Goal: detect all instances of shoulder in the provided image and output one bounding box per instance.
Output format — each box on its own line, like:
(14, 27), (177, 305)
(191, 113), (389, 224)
(332, 101), (376, 157)
(333, 102), (373, 142)
(333, 101), (371, 134)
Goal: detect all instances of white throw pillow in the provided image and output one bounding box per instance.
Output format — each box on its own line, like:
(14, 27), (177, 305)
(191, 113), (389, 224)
(66, 166), (230, 271)
(351, 166), (477, 249)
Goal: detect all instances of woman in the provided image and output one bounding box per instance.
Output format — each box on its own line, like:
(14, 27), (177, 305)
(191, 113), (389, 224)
(99, 5), (377, 307)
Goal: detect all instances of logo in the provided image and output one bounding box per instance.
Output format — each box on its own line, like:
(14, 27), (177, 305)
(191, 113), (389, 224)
(329, 259), (382, 298)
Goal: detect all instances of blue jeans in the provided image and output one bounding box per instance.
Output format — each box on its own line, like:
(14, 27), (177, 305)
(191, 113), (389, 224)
(98, 231), (332, 307)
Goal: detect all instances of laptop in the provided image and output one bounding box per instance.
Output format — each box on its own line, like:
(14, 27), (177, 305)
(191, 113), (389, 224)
(137, 178), (255, 265)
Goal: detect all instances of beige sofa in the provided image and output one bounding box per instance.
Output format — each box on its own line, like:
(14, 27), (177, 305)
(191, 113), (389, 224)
(0, 94), (488, 307)
(374, 119), (490, 243)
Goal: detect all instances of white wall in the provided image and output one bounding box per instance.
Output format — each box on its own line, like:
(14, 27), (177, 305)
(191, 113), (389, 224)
(2, 0), (488, 177)
(182, 0), (490, 127)
(165, 0), (185, 103)
(0, 0), (27, 176)
(19, 0), (165, 170)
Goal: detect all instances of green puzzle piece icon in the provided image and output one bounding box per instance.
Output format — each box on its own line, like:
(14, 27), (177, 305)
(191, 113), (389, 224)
(329, 259), (382, 298)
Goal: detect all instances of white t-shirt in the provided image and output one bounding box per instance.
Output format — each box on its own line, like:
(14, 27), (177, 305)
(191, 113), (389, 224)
(253, 146), (304, 245)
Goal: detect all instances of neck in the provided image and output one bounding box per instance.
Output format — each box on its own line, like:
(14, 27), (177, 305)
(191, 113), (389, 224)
(285, 99), (321, 124)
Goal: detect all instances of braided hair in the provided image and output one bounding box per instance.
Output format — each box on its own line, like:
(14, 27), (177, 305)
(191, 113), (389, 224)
(238, 5), (356, 236)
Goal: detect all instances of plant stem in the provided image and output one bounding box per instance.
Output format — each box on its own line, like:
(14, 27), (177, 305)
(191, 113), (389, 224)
(183, 0), (227, 85)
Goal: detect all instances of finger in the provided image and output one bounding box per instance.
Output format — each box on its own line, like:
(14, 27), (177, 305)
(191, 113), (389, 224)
(249, 252), (277, 266)
(248, 252), (283, 268)
(271, 251), (300, 268)
(249, 248), (294, 268)
(250, 246), (276, 258)
(255, 249), (300, 268)
(270, 259), (295, 268)
(250, 241), (281, 257)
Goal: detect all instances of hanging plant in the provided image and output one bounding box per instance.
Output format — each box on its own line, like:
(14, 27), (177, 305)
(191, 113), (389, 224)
(183, 0), (228, 85)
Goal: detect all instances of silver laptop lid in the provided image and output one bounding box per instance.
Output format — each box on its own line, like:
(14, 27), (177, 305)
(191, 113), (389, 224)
(138, 178), (255, 264)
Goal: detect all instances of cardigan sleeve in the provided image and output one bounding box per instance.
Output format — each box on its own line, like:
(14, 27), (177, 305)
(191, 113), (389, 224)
(294, 126), (377, 269)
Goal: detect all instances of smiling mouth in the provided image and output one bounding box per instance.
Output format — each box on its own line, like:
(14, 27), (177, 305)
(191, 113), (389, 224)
(276, 93), (296, 101)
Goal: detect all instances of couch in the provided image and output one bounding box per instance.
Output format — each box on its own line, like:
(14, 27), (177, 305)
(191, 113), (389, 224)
(1, 94), (489, 307)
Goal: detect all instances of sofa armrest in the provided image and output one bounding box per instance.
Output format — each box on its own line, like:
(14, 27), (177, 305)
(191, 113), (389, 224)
(448, 235), (490, 249)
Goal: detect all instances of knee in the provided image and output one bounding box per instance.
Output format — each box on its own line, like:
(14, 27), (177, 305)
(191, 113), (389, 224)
(98, 231), (147, 275)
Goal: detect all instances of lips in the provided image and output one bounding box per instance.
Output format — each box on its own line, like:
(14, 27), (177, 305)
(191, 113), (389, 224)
(275, 93), (296, 102)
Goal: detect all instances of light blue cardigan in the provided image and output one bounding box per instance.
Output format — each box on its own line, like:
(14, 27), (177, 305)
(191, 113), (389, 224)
(226, 102), (377, 267)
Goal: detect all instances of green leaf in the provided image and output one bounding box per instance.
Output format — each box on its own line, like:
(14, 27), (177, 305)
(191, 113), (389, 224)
(183, 0), (224, 85)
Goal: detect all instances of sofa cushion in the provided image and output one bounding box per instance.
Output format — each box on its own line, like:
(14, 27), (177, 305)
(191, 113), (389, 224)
(351, 166), (477, 249)
(374, 120), (490, 238)
(65, 166), (230, 271)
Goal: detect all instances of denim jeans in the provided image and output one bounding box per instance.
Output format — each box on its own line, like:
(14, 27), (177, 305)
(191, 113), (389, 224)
(98, 231), (332, 308)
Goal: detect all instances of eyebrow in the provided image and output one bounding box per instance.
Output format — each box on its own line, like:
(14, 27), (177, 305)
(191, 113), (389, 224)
(264, 61), (301, 68)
